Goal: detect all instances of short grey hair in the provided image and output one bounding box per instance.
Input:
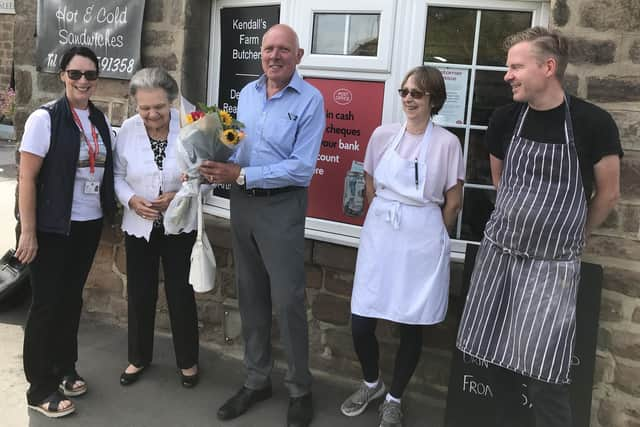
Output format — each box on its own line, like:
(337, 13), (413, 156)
(129, 67), (179, 103)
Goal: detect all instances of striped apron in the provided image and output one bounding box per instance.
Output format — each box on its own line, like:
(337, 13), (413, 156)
(456, 100), (588, 384)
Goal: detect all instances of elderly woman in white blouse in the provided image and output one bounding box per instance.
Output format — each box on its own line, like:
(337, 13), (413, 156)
(114, 67), (199, 388)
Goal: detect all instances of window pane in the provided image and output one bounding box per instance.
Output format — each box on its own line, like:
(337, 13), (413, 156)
(424, 7), (476, 65)
(466, 130), (492, 185)
(471, 70), (512, 125)
(347, 15), (379, 56)
(460, 188), (496, 241)
(477, 10), (532, 66)
(312, 13), (379, 56)
(312, 14), (345, 55)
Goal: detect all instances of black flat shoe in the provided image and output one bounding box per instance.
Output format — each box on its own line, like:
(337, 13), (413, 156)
(119, 365), (146, 386)
(216, 385), (273, 420)
(288, 393), (313, 427)
(180, 371), (199, 388)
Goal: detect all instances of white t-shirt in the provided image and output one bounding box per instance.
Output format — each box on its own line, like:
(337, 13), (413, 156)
(364, 122), (465, 205)
(20, 107), (110, 221)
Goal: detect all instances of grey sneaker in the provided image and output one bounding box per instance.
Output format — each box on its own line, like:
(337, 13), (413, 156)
(340, 381), (386, 417)
(378, 400), (403, 427)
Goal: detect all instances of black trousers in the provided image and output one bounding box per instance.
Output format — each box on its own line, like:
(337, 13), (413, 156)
(125, 227), (198, 369)
(23, 219), (103, 405)
(493, 366), (573, 427)
(351, 314), (423, 398)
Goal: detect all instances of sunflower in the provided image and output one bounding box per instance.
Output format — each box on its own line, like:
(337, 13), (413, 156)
(221, 129), (240, 145)
(219, 110), (233, 126)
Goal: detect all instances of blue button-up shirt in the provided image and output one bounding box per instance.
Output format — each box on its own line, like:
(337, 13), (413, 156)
(230, 71), (325, 189)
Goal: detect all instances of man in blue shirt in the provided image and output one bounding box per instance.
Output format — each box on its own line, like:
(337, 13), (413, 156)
(200, 24), (324, 427)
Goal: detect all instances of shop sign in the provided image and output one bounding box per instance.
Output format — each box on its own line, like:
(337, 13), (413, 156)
(0, 1), (14, 14)
(212, 5), (279, 199)
(217, 5), (280, 117)
(433, 66), (469, 126)
(305, 78), (385, 226)
(35, 0), (145, 79)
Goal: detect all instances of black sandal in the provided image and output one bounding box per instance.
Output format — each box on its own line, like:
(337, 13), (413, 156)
(120, 364), (146, 386)
(28, 391), (75, 418)
(180, 370), (199, 388)
(59, 371), (88, 397)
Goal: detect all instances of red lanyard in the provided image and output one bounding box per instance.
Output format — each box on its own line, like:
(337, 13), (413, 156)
(71, 108), (99, 174)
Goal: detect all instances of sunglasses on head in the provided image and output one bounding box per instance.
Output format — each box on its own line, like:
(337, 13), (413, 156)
(398, 88), (429, 99)
(65, 70), (99, 81)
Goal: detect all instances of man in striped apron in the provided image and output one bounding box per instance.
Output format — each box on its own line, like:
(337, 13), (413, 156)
(457, 27), (622, 426)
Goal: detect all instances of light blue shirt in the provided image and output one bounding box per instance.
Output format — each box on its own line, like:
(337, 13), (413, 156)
(231, 72), (325, 189)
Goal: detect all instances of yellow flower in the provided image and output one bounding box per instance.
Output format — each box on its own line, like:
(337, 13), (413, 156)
(185, 114), (194, 124)
(222, 129), (239, 145)
(219, 110), (232, 126)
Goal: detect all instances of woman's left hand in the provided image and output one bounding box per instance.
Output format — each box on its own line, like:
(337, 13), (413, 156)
(150, 192), (177, 212)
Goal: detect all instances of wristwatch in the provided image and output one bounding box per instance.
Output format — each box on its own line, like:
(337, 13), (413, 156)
(236, 168), (246, 186)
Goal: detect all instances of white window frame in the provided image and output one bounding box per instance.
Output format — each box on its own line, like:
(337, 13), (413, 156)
(293, 0), (397, 73)
(203, 0), (549, 258)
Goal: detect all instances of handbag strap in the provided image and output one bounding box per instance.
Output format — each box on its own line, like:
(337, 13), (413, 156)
(196, 186), (204, 241)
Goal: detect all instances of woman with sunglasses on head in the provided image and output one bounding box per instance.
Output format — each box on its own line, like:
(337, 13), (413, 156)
(16, 46), (116, 418)
(113, 67), (199, 389)
(340, 66), (464, 427)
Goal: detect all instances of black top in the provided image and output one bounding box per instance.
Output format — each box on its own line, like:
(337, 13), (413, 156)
(149, 137), (168, 170)
(486, 95), (623, 198)
(38, 96), (116, 234)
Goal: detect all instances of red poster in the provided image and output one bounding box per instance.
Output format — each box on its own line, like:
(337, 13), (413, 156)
(305, 78), (385, 226)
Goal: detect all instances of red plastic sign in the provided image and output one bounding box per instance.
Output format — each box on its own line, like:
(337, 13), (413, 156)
(305, 78), (385, 226)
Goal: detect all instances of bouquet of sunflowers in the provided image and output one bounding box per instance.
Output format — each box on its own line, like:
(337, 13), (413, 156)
(164, 103), (245, 234)
(180, 103), (245, 168)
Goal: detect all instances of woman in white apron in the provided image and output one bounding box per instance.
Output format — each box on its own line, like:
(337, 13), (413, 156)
(340, 66), (464, 427)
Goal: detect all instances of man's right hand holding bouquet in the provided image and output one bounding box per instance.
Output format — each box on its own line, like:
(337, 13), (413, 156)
(163, 104), (245, 234)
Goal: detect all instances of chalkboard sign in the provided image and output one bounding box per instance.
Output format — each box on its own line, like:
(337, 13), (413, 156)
(212, 5), (280, 199)
(445, 245), (603, 427)
(35, 0), (145, 80)
(217, 5), (280, 118)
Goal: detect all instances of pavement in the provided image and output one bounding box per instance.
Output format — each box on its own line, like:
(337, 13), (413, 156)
(0, 139), (444, 427)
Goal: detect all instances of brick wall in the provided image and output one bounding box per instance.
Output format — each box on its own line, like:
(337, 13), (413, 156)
(12, 0), (640, 424)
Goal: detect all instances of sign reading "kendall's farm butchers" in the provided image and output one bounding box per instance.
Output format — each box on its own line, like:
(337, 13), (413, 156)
(35, 0), (145, 79)
(217, 5), (280, 118)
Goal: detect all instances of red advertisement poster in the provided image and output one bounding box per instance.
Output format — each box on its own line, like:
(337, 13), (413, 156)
(305, 78), (385, 226)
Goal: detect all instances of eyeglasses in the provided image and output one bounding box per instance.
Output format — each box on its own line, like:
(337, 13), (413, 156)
(65, 70), (99, 81)
(398, 88), (429, 99)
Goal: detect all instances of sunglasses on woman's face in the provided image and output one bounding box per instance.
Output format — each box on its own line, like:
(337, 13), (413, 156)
(65, 70), (99, 81)
(397, 88), (429, 99)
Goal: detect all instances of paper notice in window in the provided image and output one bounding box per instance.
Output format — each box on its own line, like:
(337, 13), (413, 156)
(433, 66), (469, 126)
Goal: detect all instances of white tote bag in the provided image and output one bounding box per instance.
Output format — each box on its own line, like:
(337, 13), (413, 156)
(188, 190), (216, 293)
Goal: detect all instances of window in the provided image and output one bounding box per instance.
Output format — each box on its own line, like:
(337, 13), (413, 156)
(312, 13), (380, 56)
(295, 0), (395, 72)
(423, 6), (533, 241)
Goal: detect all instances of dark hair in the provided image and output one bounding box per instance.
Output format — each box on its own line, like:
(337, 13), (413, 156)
(401, 65), (447, 115)
(59, 46), (100, 73)
(129, 67), (179, 103)
(503, 27), (569, 80)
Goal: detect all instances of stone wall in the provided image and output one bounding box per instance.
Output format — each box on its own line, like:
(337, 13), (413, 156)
(0, 12), (15, 114)
(12, 0), (640, 425)
(554, 0), (640, 426)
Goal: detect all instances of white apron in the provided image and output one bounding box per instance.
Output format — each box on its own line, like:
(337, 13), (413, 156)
(351, 122), (451, 325)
